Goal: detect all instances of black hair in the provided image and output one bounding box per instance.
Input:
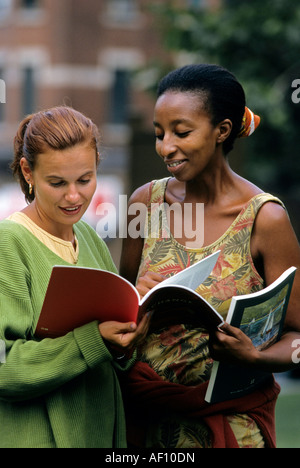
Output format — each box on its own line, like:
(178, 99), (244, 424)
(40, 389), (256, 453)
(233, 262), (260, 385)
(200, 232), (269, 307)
(157, 64), (246, 155)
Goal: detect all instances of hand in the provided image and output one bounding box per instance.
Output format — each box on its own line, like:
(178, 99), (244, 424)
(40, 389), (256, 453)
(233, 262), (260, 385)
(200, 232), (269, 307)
(136, 271), (165, 298)
(209, 322), (260, 368)
(99, 312), (151, 355)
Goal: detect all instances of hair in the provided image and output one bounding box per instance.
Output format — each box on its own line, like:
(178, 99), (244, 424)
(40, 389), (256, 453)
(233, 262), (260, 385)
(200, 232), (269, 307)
(11, 106), (101, 203)
(157, 64), (246, 155)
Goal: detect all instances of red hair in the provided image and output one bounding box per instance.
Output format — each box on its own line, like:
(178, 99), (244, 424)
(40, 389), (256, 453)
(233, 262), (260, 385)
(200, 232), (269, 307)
(11, 106), (100, 203)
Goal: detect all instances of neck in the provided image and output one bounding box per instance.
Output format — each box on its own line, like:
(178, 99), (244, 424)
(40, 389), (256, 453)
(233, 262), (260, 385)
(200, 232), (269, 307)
(185, 157), (235, 204)
(22, 202), (75, 244)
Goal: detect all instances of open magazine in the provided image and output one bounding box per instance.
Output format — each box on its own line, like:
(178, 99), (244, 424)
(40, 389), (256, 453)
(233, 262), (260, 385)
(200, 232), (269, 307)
(35, 251), (222, 338)
(205, 266), (297, 404)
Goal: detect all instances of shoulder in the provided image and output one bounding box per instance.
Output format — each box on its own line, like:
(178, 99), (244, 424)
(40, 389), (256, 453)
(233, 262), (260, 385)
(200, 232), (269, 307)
(75, 220), (106, 246)
(0, 219), (29, 242)
(75, 220), (117, 271)
(0, 220), (38, 267)
(128, 182), (152, 205)
(251, 195), (297, 260)
(254, 196), (289, 233)
(75, 219), (97, 235)
(128, 177), (170, 206)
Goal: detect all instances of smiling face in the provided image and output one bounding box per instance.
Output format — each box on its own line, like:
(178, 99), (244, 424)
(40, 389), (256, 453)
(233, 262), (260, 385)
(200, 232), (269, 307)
(20, 142), (98, 240)
(154, 91), (231, 182)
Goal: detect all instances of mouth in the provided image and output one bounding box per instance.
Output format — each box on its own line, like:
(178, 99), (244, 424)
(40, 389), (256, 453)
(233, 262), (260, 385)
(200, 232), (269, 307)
(166, 159), (188, 173)
(59, 205), (82, 216)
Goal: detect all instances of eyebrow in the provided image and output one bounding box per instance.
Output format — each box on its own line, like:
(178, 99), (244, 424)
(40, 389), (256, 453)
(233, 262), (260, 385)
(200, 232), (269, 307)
(153, 118), (194, 127)
(46, 171), (94, 180)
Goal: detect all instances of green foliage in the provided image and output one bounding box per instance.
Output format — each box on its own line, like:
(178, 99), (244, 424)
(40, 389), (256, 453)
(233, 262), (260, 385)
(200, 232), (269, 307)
(148, 0), (300, 194)
(276, 391), (300, 448)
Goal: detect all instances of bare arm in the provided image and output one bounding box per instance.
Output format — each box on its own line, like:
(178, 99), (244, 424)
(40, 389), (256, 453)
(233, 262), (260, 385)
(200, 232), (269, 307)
(119, 183), (165, 297)
(210, 202), (300, 373)
(119, 183), (150, 285)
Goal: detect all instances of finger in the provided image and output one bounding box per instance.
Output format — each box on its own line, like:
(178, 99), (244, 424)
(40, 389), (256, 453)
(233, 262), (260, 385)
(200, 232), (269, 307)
(218, 322), (240, 337)
(103, 321), (137, 335)
(144, 271), (165, 281)
(132, 314), (150, 340)
(138, 272), (165, 289)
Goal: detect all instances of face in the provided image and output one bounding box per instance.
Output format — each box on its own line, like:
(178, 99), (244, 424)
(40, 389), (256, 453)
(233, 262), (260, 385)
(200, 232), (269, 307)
(153, 91), (229, 181)
(21, 142), (98, 239)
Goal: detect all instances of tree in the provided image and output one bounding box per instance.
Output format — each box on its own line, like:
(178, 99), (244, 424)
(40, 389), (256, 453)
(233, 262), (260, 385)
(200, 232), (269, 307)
(147, 0), (300, 195)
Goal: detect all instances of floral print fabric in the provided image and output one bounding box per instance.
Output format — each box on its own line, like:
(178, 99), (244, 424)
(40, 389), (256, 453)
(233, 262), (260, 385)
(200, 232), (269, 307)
(136, 178), (283, 448)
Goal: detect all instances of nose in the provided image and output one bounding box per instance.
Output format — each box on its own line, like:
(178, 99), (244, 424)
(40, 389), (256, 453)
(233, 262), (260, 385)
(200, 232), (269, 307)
(65, 184), (80, 204)
(156, 134), (177, 159)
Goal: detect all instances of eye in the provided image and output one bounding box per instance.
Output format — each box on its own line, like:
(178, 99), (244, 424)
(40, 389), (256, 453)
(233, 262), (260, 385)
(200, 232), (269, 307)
(50, 181), (65, 187)
(155, 132), (164, 141)
(78, 179), (90, 185)
(176, 131), (191, 138)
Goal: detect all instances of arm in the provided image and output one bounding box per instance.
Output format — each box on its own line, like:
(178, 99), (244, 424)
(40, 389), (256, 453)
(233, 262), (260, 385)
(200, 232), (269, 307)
(120, 183), (165, 296)
(0, 227), (131, 402)
(210, 202), (300, 373)
(119, 183), (149, 285)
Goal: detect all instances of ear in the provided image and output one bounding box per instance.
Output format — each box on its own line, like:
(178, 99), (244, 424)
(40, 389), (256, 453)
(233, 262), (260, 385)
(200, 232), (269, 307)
(20, 157), (33, 184)
(216, 119), (232, 144)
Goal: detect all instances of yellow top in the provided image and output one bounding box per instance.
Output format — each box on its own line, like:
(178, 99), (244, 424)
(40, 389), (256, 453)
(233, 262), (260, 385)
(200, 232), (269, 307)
(7, 212), (79, 265)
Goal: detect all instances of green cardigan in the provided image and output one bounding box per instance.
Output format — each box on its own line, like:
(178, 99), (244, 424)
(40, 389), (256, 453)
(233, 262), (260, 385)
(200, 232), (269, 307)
(0, 219), (131, 448)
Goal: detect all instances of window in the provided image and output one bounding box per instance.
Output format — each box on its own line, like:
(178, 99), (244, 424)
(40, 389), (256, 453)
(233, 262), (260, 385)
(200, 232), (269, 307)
(187, 0), (205, 6)
(0, 0), (11, 18)
(105, 0), (139, 23)
(22, 67), (36, 116)
(21, 0), (39, 8)
(0, 68), (5, 122)
(18, 0), (44, 25)
(110, 69), (130, 124)
(187, 0), (207, 10)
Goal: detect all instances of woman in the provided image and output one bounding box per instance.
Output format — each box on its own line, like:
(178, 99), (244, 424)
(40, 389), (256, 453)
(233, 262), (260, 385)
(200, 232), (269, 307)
(0, 106), (149, 448)
(120, 64), (300, 448)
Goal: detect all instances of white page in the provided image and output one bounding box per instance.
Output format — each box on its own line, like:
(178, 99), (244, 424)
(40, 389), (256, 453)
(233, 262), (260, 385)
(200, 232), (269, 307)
(160, 250), (220, 291)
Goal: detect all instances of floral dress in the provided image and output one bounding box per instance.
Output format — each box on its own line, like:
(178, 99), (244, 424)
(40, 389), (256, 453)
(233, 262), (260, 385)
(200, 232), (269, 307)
(136, 177), (284, 448)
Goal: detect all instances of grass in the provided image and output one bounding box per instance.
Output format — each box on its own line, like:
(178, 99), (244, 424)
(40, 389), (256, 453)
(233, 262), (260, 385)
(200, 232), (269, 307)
(276, 391), (300, 448)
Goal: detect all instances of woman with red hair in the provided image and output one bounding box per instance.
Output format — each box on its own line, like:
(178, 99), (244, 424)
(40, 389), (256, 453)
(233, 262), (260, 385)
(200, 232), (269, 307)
(0, 106), (149, 448)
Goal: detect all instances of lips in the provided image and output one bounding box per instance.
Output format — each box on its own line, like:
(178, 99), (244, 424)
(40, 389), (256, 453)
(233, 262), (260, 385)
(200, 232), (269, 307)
(165, 159), (188, 173)
(59, 205), (82, 216)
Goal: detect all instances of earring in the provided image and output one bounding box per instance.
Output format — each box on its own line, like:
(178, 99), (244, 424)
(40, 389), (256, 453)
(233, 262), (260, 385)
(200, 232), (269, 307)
(29, 183), (33, 195)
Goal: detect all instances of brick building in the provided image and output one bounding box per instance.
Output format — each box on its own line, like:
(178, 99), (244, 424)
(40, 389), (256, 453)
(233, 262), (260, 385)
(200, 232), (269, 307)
(0, 0), (220, 176)
(0, 0), (220, 262)
(0, 0), (170, 176)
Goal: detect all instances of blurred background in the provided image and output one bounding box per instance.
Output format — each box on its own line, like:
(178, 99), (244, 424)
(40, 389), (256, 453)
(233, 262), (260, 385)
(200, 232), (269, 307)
(0, 0), (299, 446)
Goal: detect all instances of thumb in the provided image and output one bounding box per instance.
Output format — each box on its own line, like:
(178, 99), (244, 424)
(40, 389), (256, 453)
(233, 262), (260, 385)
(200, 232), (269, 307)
(218, 322), (239, 337)
(117, 322), (137, 333)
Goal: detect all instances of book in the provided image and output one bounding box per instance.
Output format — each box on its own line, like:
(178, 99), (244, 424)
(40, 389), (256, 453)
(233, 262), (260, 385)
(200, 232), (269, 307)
(35, 250), (223, 338)
(205, 266), (297, 404)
